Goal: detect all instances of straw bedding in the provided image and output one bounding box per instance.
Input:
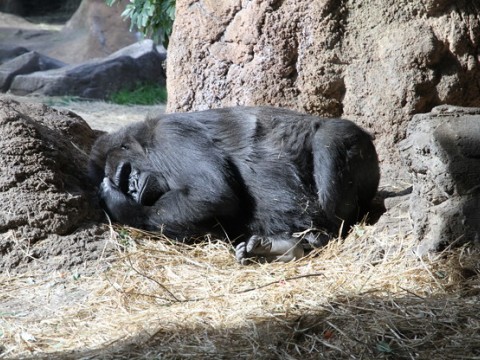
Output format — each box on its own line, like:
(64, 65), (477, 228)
(1, 225), (479, 359)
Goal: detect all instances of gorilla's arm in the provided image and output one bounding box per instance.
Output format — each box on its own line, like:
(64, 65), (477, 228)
(99, 168), (241, 237)
(96, 121), (243, 238)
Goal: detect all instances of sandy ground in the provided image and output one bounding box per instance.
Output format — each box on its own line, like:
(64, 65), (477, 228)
(53, 99), (166, 132)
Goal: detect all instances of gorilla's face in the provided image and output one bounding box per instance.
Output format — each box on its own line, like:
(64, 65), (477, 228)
(101, 138), (164, 207)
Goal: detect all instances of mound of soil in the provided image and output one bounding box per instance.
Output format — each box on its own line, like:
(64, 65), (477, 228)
(0, 97), (113, 273)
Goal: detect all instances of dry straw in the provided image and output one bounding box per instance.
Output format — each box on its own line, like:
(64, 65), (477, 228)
(1, 224), (480, 359)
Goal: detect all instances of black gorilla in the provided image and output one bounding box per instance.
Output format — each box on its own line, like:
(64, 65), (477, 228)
(88, 106), (380, 263)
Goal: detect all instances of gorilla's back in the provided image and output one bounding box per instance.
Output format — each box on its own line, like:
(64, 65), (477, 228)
(153, 106), (318, 165)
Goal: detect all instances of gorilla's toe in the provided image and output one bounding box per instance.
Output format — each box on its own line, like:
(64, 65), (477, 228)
(235, 241), (250, 265)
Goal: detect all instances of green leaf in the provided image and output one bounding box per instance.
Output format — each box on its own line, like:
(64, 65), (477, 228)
(106, 0), (175, 47)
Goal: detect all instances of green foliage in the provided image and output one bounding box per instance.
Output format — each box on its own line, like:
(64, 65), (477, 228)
(108, 83), (168, 105)
(106, 0), (175, 48)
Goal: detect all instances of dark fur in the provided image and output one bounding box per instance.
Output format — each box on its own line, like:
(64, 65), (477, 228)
(89, 106), (380, 262)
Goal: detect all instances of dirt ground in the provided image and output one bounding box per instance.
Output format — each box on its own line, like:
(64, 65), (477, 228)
(3, 11), (478, 360)
(0, 94), (165, 347)
(2, 96), (479, 360)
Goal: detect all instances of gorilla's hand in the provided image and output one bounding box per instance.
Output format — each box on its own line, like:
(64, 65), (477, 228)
(99, 176), (143, 224)
(106, 161), (164, 205)
(99, 161), (166, 227)
(127, 168), (164, 206)
(235, 235), (304, 264)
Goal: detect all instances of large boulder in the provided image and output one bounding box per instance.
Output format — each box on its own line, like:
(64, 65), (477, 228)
(400, 105), (480, 253)
(166, 1), (480, 173)
(52, 0), (138, 63)
(8, 40), (166, 99)
(0, 0), (137, 64)
(0, 51), (65, 92)
(0, 45), (29, 65)
(0, 96), (111, 273)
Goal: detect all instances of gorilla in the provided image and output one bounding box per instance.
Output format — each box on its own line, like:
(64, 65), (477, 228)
(88, 106), (380, 263)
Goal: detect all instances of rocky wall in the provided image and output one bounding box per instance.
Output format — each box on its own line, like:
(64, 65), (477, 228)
(166, 0), (480, 172)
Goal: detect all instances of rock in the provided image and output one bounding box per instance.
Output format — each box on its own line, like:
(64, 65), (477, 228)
(0, 96), (111, 273)
(372, 186), (413, 238)
(8, 40), (166, 99)
(400, 105), (480, 253)
(0, 51), (65, 92)
(54, 0), (138, 63)
(166, 1), (480, 174)
(0, 0), (137, 64)
(0, 45), (29, 65)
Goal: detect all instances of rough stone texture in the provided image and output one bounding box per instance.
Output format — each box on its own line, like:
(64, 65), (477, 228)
(400, 105), (480, 253)
(0, 51), (65, 92)
(0, 97), (112, 273)
(166, 0), (480, 172)
(8, 40), (166, 99)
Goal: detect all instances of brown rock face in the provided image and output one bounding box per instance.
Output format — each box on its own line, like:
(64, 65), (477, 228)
(166, 0), (480, 170)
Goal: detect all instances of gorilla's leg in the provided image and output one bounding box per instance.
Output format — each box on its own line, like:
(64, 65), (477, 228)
(235, 235), (304, 264)
(312, 120), (379, 235)
(312, 130), (357, 232)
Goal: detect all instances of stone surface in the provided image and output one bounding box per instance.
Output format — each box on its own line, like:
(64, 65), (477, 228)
(166, 0), (480, 173)
(0, 97), (112, 273)
(0, 0), (137, 64)
(400, 105), (480, 253)
(55, 0), (138, 63)
(0, 45), (29, 65)
(8, 40), (166, 99)
(0, 51), (65, 92)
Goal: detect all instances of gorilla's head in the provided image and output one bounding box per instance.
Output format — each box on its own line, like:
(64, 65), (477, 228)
(89, 132), (164, 207)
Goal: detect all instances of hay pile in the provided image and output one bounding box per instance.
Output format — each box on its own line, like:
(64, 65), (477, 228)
(1, 225), (480, 359)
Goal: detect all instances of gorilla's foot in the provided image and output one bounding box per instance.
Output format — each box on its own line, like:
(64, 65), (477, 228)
(302, 231), (332, 249)
(235, 234), (304, 265)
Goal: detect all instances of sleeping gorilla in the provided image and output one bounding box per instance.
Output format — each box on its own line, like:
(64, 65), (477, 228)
(88, 106), (380, 264)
